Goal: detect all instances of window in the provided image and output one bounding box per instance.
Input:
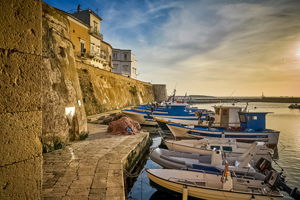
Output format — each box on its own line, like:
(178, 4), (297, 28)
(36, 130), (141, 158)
(124, 53), (127, 60)
(113, 52), (117, 59)
(252, 116), (257, 120)
(80, 43), (85, 56)
(210, 146), (220, 150)
(94, 21), (98, 32)
(223, 146), (232, 151)
(215, 108), (220, 115)
(113, 64), (118, 70)
(123, 65), (128, 71)
(223, 109), (228, 115)
(239, 113), (246, 123)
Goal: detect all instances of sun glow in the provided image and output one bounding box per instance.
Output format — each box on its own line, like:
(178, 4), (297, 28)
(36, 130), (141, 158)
(297, 48), (300, 56)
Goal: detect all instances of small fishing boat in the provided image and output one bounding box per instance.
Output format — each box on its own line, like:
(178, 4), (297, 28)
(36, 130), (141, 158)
(150, 142), (268, 175)
(146, 168), (283, 200)
(167, 112), (280, 148)
(164, 138), (274, 161)
(154, 106), (241, 131)
(122, 103), (208, 126)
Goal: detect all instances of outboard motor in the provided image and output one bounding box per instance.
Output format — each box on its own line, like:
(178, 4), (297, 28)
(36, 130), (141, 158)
(255, 157), (274, 175)
(256, 158), (300, 200)
(265, 170), (300, 200)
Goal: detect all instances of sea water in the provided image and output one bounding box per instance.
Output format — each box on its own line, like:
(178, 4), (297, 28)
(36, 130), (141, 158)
(126, 102), (300, 200)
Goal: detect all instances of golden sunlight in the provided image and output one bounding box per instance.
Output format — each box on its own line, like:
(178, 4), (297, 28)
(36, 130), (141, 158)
(297, 48), (300, 56)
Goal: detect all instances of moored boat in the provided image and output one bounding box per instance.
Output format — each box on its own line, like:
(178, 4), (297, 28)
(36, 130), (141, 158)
(150, 142), (268, 176)
(122, 103), (209, 126)
(167, 112), (280, 148)
(153, 106), (241, 131)
(164, 138), (274, 161)
(146, 168), (283, 200)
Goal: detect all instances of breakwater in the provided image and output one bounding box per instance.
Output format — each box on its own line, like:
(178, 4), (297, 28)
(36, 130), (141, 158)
(185, 96), (300, 104)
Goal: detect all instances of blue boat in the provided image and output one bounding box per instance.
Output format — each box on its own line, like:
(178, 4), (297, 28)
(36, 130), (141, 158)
(167, 112), (280, 148)
(122, 102), (209, 126)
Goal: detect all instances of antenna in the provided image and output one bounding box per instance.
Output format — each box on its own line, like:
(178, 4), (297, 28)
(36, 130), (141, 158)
(220, 91), (235, 106)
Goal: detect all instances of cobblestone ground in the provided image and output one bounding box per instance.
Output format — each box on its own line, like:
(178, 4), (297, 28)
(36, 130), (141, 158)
(42, 123), (148, 200)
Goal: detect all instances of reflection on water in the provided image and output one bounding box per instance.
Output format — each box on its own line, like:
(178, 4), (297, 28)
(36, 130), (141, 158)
(126, 103), (300, 200)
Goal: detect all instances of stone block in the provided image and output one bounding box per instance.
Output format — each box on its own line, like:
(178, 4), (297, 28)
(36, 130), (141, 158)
(105, 187), (124, 198)
(107, 176), (123, 188)
(0, 111), (42, 166)
(0, 52), (42, 113)
(0, 0), (42, 54)
(0, 156), (42, 199)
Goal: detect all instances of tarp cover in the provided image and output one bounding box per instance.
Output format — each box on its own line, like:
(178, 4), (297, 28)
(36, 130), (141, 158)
(107, 116), (141, 135)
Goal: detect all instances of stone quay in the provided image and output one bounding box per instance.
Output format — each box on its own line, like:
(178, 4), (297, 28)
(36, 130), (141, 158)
(42, 111), (150, 200)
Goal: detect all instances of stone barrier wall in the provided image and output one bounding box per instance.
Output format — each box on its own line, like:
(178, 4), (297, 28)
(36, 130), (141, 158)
(77, 62), (155, 116)
(0, 0), (43, 199)
(42, 3), (88, 151)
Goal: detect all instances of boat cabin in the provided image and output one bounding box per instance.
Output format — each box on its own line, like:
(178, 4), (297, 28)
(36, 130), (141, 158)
(214, 106), (242, 127)
(239, 112), (270, 131)
(165, 103), (192, 116)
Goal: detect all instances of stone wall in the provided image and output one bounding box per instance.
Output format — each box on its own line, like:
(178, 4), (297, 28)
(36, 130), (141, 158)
(0, 0), (42, 199)
(77, 62), (155, 116)
(42, 3), (87, 151)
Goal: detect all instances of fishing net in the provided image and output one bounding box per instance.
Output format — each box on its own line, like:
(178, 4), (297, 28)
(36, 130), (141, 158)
(107, 116), (141, 135)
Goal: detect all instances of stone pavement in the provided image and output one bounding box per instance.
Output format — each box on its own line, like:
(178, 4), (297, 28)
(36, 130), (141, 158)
(42, 122), (149, 200)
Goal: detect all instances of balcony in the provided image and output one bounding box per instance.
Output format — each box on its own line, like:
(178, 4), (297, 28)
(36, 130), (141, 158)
(88, 28), (103, 40)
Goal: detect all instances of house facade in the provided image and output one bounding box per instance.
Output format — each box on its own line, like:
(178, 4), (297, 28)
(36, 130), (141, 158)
(69, 7), (112, 71)
(112, 49), (138, 79)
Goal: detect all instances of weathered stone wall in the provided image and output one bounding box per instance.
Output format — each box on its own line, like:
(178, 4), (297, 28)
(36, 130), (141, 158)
(42, 3), (87, 151)
(0, 0), (42, 199)
(77, 62), (155, 115)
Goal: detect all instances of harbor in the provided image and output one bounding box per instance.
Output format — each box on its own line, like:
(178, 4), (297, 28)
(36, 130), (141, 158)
(125, 102), (300, 200)
(1, 1), (300, 200)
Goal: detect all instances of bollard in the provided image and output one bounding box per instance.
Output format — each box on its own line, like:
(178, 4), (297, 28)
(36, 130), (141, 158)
(182, 185), (188, 200)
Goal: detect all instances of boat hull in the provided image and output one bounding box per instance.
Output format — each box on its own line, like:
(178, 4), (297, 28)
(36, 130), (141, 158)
(147, 169), (282, 200)
(164, 139), (273, 161)
(167, 124), (280, 146)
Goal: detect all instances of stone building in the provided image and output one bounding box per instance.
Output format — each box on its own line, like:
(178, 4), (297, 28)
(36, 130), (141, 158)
(112, 49), (138, 79)
(70, 7), (113, 71)
(68, 14), (90, 62)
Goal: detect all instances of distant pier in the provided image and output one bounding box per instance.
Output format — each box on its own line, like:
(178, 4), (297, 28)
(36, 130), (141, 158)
(174, 95), (300, 104)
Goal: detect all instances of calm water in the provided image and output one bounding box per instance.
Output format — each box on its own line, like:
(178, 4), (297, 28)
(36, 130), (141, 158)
(126, 102), (300, 200)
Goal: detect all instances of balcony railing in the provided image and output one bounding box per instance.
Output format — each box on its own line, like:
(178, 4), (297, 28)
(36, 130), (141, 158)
(88, 28), (103, 40)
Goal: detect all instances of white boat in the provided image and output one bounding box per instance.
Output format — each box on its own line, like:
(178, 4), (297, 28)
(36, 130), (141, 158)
(146, 168), (283, 200)
(164, 138), (274, 162)
(167, 112), (280, 148)
(150, 142), (268, 175)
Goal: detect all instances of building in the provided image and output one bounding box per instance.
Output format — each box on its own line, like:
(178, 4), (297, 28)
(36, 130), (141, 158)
(67, 6), (112, 71)
(67, 14), (90, 61)
(112, 49), (138, 79)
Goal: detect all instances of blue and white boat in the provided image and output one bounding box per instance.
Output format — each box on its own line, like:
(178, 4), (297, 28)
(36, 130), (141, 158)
(122, 102), (209, 126)
(167, 112), (280, 148)
(154, 106), (241, 130)
(150, 142), (267, 175)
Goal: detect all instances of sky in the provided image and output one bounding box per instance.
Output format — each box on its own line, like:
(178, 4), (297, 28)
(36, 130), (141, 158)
(44, 0), (300, 97)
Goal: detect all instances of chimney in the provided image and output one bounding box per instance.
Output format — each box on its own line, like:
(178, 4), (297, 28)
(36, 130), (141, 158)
(77, 4), (81, 12)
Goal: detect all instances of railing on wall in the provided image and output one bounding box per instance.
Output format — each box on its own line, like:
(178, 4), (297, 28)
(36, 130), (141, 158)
(88, 28), (103, 40)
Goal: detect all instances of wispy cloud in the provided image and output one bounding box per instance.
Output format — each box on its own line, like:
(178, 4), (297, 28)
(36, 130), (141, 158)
(44, 0), (300, 96)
